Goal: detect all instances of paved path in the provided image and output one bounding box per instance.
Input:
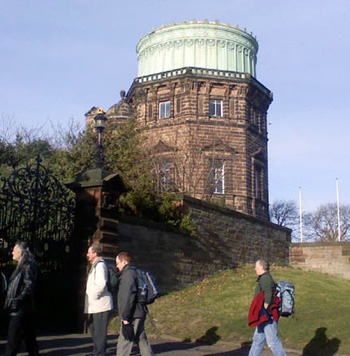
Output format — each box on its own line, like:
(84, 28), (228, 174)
(0, 333), (300, 356)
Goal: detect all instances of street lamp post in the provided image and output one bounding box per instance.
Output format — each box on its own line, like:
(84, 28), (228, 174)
(94, 113), (107, 168)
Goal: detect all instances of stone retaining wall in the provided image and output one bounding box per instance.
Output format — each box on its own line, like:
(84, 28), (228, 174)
(290, 242), (350, 280)
(99, 196), (291, 293)
(183, 196), (291, 267)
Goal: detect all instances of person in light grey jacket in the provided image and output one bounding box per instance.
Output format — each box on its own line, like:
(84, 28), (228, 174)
(85, 243), (113, 356)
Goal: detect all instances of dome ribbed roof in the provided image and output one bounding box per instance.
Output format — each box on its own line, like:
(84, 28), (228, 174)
(106, 90), (135, 121)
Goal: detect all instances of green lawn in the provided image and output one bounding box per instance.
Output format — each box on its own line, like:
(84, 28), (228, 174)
(130, 265), (350, 354)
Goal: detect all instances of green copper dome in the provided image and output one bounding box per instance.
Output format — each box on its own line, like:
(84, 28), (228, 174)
(137, 20), (259, 78)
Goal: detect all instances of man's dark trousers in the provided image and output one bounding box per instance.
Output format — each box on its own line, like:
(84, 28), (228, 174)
(88, 311), (110, 356)
(5, 313), (39, 356)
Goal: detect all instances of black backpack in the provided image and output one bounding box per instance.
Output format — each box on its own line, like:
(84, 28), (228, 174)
(276, 280), (295, 317)
(135, 269), (160, 305)
(107, 265), (119, 294)
(95, 260), (119, 312)
(96, 260), (119, 295)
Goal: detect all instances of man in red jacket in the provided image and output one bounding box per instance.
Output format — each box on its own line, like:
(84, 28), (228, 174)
(248, 259), (286, 356)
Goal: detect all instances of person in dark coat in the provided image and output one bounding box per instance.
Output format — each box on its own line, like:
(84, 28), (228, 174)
(115, 251), (154, 356)
(3, 241), (40, 356)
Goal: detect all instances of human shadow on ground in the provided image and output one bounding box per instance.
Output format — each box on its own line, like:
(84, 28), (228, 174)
(151, 340), (206, 353)
(202, 341), (251, 356)
(152, 329), (250, 356)
(0, 334), (116, 356)
(152, 326), (221, 353)
(1, 332), (250, 356)
(195, 326), (221, 345)
(39, 334), (115, 356)
(302, 327), (340, 356)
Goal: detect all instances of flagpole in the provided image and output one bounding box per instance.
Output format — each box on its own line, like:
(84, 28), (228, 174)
(299, 186), (303, 243)
(336, 178), (341, 241)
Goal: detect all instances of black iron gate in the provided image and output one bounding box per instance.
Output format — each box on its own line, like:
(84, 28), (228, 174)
(0, 156), (79, 332)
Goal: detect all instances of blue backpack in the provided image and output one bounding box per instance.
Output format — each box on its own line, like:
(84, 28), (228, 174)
(276, 280), (295, 317)
(136, 269), (160, 305)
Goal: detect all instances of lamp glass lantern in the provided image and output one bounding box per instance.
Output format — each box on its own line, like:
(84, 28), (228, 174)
(93, 113), (107, 167)
(94, 114), (107, 143)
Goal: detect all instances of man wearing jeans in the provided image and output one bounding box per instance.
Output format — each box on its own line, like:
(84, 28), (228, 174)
(248, 259), (286, 356)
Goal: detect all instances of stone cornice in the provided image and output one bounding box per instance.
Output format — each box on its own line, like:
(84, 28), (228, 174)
(130, 67), (272, 100)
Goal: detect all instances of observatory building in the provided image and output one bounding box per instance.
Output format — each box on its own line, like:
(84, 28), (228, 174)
(97, 21), (273, 220)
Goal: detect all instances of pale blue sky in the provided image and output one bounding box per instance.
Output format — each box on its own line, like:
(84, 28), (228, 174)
(1, 0), (349, 212)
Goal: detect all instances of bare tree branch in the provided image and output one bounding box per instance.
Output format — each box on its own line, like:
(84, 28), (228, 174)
(307, 203), (350, 241)
(270, 199), (299, 227)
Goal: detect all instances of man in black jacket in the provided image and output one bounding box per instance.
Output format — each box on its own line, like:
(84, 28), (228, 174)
(4, 241), (40, 356)
(115, 252), (154, 356)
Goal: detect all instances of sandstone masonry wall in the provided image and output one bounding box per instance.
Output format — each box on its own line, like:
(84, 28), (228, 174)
(99, 196), (291, 293)
(183, 196), (290, 266)
(128, 69), (272, 220)
(290, 242), (350, 280)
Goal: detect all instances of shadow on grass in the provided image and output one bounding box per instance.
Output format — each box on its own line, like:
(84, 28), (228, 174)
(302, 327), (340, 356)
(196, 326), (221, 345)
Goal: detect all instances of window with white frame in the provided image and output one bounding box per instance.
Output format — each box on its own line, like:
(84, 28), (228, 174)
(159, 101), (171, 119)
(209, 100), (223, 117)
(209, 160), (225, 194)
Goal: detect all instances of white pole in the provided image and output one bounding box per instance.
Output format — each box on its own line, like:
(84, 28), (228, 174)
(299, 186), (303, 243)
(336, 178), (341, 241)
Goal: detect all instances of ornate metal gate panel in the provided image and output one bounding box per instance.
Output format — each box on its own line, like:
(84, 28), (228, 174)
(0, 156), (78, 331)
(0, 156), (75, 267)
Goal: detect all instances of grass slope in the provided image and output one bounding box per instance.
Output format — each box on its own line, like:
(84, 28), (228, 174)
(143, 265), (349, 354)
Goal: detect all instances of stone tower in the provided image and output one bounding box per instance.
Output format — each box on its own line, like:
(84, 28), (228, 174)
(125, 21), (272, 220)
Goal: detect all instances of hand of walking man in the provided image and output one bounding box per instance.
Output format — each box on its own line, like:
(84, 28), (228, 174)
(122, 322), (135, 341)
